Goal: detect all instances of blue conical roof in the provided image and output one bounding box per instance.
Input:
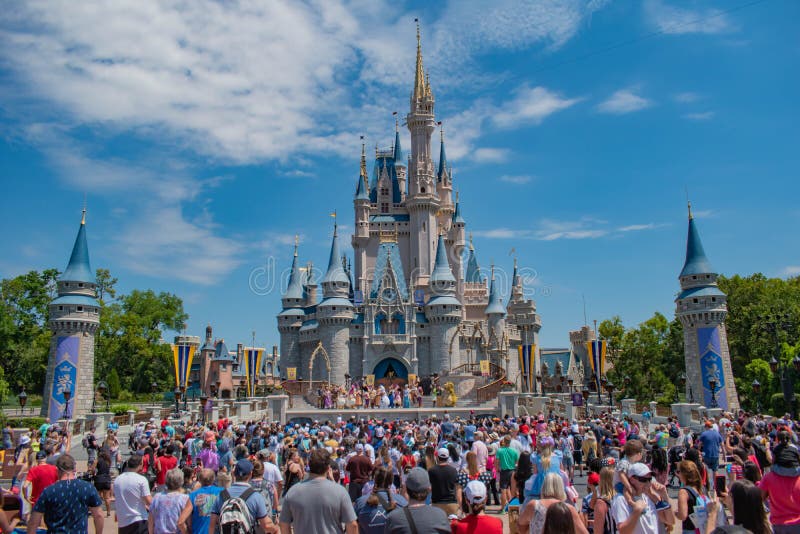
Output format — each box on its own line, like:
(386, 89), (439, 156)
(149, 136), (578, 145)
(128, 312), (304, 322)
(283, 247), (304, 300)
(431, 234), (455, 282)
(393, 129), (403, 165)
(452, 199), (465, 224)
(465, 242), (482, 283)
(323, 226), (350, 285)
(437, 134), (447, 182)
(355, 173), (369, 200)
(680, 216), (714, 277)
(486, 272), (506, 315)
(61, 215), (94, 283)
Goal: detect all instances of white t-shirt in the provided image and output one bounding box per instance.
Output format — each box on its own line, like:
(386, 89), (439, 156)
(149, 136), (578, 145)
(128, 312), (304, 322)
(611, 493), (659, 534)
(113, 471), (151, 528)
(263, 461), (284, 485)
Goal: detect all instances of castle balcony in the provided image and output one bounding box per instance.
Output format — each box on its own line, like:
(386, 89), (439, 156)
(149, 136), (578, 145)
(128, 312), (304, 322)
(370, 333), (410, 345)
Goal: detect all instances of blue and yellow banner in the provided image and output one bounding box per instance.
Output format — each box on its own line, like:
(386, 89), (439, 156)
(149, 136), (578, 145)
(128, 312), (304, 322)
(172, 344), (196, 389)
(586, 340), (607, 391)
(244, 348), (264, 397)
(518, 344), (536, 392)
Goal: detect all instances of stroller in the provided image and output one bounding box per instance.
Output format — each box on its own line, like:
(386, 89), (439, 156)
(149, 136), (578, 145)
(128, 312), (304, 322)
(667, 445), (686, 487)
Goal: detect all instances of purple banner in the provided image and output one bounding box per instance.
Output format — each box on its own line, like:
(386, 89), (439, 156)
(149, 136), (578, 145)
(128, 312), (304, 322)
(698, 327), (728, 409)
(49, 336), (79, 420)
(571, 392), (584, 407)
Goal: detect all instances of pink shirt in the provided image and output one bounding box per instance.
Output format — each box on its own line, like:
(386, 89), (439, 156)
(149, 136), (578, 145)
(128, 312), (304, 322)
(759, 472), (800, 525)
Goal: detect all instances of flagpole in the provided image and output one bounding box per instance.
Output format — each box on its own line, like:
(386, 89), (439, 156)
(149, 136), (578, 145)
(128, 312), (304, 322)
(594, 319), (602, 405)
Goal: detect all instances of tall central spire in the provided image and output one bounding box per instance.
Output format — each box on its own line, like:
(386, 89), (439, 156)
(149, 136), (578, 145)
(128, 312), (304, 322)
(413, 19), (425, 103)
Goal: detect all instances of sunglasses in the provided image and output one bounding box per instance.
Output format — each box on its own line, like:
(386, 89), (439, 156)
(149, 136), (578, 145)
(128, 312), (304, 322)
(633, 475), (653, 483)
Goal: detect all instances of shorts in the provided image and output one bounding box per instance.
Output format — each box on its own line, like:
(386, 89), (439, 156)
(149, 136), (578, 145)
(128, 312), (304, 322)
(500, 469), (514, 489)
(703, 457), (719, 474)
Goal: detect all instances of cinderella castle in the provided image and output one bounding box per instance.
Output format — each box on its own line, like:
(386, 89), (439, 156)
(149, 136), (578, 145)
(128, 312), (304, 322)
(276, 27), (542, 388)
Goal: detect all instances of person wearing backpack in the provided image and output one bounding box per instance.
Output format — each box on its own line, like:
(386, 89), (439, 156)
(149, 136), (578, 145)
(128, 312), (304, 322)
(209, 459), (277, 534)
(591, 467), (619, 534)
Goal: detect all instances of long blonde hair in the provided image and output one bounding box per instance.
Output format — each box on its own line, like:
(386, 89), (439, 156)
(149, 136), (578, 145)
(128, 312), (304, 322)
(466, 451), (479, 477)
(598, 467), (615, 501)
(538, 438), (554, 472)
(540, 472), (566, 501)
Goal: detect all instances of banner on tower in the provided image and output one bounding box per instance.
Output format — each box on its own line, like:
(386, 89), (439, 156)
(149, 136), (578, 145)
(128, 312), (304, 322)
(48, 336), (79, 421)
(697, 327), (727, 409)
(480, 359), (490, 377)
(414, 289), (425, 306)
(586, 340), (607, 391)
(286, 367), (297, 381)
(172, 344), (197, 390)
(365, 374), (375, 387)
(518, 344), (535, 392)
(244, 348), (264, 397)
(354, 290), (364, 306)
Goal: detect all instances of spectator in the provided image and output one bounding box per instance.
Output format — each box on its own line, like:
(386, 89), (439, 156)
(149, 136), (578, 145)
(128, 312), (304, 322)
(590, 467), (616, 534)
(188, 468), (222, 534)
(451, 480), (502, 534)
(279, 449), (355, 534)
(518, 473), (588, 534)
(543, 501), (585, 534)
(429, 447), (460, 517)
(114, 455), (152, 534)
(758, 459), (800, 533)
(697, 421), (724, 489)
(22, 450), (57, 517)
(610, 463), (674, 534)
(384, 467), (450, 534)
(27, 454), (104, 534)
(675, 460), (707, 534)
(354, 466), (407, 534)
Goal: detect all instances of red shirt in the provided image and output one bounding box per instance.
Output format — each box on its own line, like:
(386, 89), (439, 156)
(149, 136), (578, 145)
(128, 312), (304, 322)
(156, 455), (178, 486)
(451, 514), (503, 534)
(26, 464), (58, 505)
(760, 471), (800, 525)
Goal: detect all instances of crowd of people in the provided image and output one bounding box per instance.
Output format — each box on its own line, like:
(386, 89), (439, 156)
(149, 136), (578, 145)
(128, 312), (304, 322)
(1, 407), (799, 534)
(314, 382), (426, 410)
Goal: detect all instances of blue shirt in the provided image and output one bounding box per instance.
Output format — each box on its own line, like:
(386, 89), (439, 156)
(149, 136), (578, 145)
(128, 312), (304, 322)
(464, 425), (476, 442)
(33, 479), (102, 534)
(354, 490), (408, 534)
(189, 485), (223, 534)
(698, 429), (723, 461)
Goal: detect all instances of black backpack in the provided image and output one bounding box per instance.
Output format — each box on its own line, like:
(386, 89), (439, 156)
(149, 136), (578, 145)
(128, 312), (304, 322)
(669, 424), (680, 439)
(751, 441), (771, 468)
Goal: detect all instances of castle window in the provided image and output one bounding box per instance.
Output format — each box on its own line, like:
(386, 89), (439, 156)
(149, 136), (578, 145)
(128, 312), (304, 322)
(692, 276), (697, 280)
(421, 187), (426, 193)
(332, 307), (336, 311)
(58, 306), (63, 311)
(77, 306), (83, 312)
(381, 202), (389, 212)
(380, 187), (389, 195)
(693, 298), (698, 303)
(711, 297), (716, 302)
(65, 282), (69, 287)
(78, 283), (84, 288)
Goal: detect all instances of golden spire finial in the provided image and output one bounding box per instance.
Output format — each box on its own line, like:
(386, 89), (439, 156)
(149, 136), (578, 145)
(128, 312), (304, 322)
(491, 263), (495, 280)
(294, 234), (299, 256)
(413, 18), (425, 102)
(455, 190), (459, 203)
(360, 136), (367, 185)
(687, 200), (693, 220)
(440, 123), (445, 143)
(81, 193), (87, 225)
(469, 232), (474, 250)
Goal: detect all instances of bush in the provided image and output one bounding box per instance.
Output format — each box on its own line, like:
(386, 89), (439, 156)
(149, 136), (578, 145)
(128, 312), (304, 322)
(0, 416), (46, 429)
(770, 393), (790, 417)
(110, 404), (136, 416)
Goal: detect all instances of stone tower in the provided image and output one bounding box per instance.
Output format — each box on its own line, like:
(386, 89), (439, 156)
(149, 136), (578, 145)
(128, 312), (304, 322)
(425, 234), (461, 374)
(42, 210), (100, 420)
(317, 222), (354, 384)
(277, 238), (304, 376)
(506, 260), (542, 388)
(675, 204), (739, 410)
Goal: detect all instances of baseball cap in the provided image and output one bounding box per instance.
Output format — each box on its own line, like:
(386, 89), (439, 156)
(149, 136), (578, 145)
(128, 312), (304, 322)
(587, 472), (600, 486)
(437, 447), (450, 460)
(464, 480), (487, 504)
(405, 467), (431, 492)
(55, 454), (76, 472)
(355, 443), (364, 452)
(36, 451), (47, 460)
(234, 459), (254, 477)
(629, 463), (653, 479)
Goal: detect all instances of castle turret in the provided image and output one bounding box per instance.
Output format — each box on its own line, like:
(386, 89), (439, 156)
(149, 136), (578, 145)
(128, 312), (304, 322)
(42, 209), (100, 419)
(394, 123), (407, 200)
(450, 192), (466, 298)
(406, 23), (439, 288)
(507, 258), (542, 385)
(425, 234), (462, 374)
(317, 222), (354, 384)
(486, 266), (507, 339)
(436, 127), (453, 225)
(353, 142), (371, 296)
(675, 203), (739, 410)
(277, 238), (305, 380)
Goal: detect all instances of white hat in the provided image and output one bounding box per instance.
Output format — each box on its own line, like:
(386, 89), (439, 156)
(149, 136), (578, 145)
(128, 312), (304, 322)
(437, 447), (450, 460)
(19, 435), (31, 445)
(629, 463), (653, 478)
(465, 480), (487, 504)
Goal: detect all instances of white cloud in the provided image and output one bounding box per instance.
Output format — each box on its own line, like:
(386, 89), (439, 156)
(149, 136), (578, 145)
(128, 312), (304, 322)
(472, 148), (511, 163)
(618, 223), (655, 232)
(476, 218), (663, 241)
(499, 175), (533, 184)
(673, 92), (701, 103)
(597, 88), (652, 114)
(781, 266), (800, 278)
(643, 0), (735, 35)
(493, 86), (582, 128)
(684, 111), (715, 121)
(692, 209), (716, 219)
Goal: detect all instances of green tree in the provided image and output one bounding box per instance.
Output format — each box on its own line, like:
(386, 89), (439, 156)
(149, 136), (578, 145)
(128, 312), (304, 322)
(95, 268), (118, 304)
(107, 368), (122, 399)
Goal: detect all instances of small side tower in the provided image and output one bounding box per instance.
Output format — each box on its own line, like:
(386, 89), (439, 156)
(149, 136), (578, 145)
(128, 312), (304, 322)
(675, 203), (739, 410)
(507, 259), (542, 385)
(425, 234), (462, 375)
(353, 142), (371, 296)
(485, 266), (507, 344)
(42, 209), (100, 420)
(317, 221), (354, 385)
(277, 237), (305, 380)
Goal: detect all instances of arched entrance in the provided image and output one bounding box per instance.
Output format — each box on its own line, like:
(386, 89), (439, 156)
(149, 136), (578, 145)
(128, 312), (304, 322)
(309, 342), (332, 384)
(373, 357), (408, 388)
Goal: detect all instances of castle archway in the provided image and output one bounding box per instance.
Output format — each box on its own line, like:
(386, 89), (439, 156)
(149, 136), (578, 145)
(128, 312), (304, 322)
(373, 357), (408, 387)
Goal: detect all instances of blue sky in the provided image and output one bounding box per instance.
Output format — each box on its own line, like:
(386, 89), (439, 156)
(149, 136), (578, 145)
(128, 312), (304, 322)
(1, 0), (798, 350)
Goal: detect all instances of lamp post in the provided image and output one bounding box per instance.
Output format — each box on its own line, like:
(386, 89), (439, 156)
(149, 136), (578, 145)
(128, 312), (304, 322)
(623, 375), (631, 399)
(675, 373), (684, 404)
(62, 389), (72, 420)
(199, 394), (208, 424)
(97, 380), (109, 412)
(174, 387), (182, 417)
(606, 381), (615, 408)
(762, 314), (797, 418)
(582, 387), (591, 418)
(751, 379), (762, 413)
(682, 372), (694, 403)
(151, 382), (159, 407)
(18, 388), (28, 416)
(181, 386), (188, 411)
(567, 376), (574, 393)
(708, 377), (719, 409)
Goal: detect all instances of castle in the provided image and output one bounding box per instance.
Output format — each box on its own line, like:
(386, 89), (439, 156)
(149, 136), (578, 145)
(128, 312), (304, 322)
(277, 28), (542, 388)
